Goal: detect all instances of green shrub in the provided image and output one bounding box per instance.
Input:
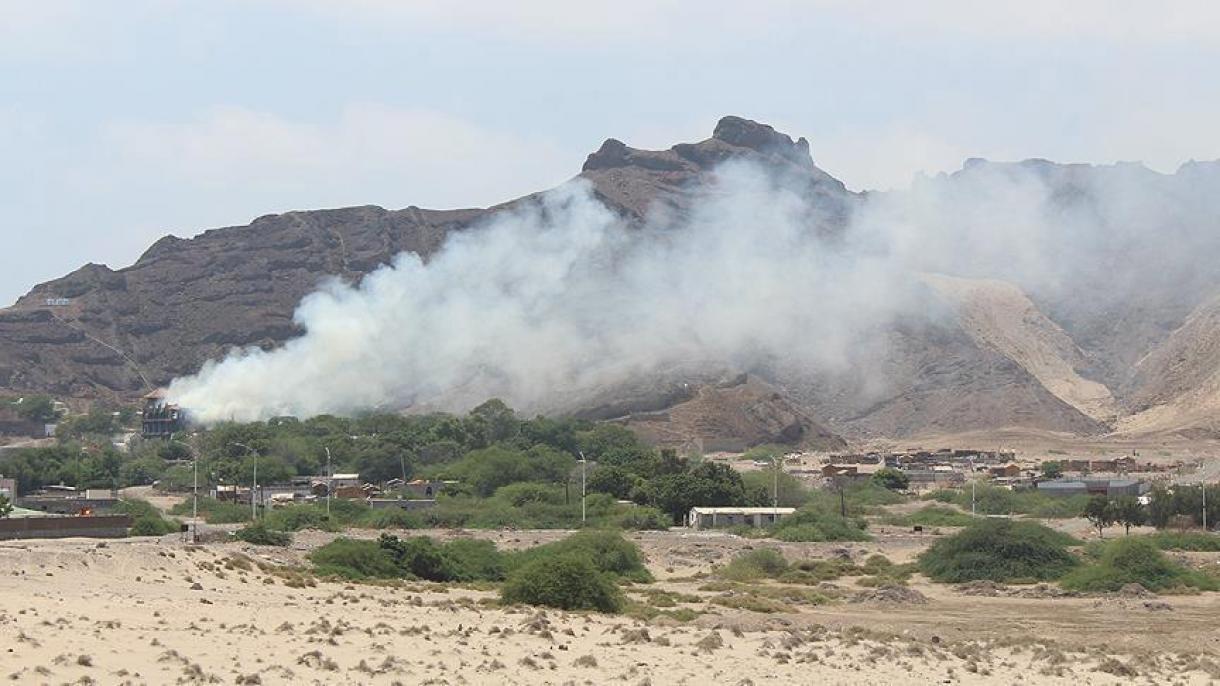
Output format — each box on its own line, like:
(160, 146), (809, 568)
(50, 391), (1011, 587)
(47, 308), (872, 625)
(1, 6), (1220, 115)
(116, 499), (179, 536)
(378, 534), (452, 580)
(919, 519), (1079, 583)
(506, 530), (651, 582)
(883, 505), (975, 528)
(921, 486), (1087, 519)
(235, 522), (292, 546)
(718, 548), (789, 581)
(263, 504), (340, 532)
(169, 497), (250, 524)
(356, 507), (425, 529)
(443, 538), (506, 581)
(1061, 537), (1218, 592)
(309, 538), (399, 579)
(615, 507), (671, 531)
(500, 554), (623, 612)
(771, 507), (870, 542)
(1146, 531), (1220, 552)
(129, 514), (178, 537)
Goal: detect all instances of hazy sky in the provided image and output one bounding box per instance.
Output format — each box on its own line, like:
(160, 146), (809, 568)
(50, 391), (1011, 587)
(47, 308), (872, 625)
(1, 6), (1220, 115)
(2, 1), (1219, 306)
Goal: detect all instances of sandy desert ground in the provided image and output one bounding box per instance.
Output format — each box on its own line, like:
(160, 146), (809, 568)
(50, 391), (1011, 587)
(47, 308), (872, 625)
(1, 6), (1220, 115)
(2, 527), (1220, 685)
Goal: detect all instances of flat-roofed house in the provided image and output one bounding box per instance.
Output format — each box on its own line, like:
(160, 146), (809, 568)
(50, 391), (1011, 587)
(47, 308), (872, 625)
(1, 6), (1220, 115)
(687, 507), (796, 530)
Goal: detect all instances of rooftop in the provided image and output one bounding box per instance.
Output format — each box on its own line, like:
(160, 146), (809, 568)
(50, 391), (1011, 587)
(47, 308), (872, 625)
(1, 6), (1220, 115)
(689, 507), (797, 515)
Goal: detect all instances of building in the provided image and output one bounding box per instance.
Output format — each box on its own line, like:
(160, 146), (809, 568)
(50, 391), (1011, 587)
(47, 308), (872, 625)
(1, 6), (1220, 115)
(1036, 478), (1148, 498)
(140, 389), (182, 439)
(687, 507), (796, 530)
(988, 464), (1022, 478)
(16, 489), (119, 516)
(0, 476), (16, 499)
(903, 466), (965, 490)
(401, 479), (447, 499)
(367, 498), (438, 512)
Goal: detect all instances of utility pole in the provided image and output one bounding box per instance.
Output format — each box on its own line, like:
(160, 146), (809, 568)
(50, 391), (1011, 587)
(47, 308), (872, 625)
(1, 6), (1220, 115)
(970, 457), (977, 517)
(578, 452), (587, 526)
(773, 454), (781, 518)
(192, 447), (198, 542)
(325, 447), (332, 516)
(1204, 482), (1209, 532)
(233, 442), (258, 521)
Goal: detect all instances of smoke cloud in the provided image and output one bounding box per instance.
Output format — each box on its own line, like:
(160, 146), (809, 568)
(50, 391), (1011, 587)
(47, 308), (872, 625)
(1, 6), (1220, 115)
(168, 155), (1220, 425)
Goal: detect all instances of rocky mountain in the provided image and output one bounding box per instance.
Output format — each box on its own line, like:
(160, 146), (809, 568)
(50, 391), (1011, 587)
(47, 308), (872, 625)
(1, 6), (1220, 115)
(2, 116), (1219, 445)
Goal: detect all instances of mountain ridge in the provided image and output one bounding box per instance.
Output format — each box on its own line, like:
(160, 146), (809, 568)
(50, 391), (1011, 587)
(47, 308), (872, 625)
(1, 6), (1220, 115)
(3, 116), (1219, 446)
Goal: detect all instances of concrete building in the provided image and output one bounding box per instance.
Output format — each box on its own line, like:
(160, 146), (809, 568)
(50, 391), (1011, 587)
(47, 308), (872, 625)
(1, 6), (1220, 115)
(1036, 478), (1148, 498)
(904, 467), (965, 490)
(687, 506), (796, 530)
(367, 498), (438, 512)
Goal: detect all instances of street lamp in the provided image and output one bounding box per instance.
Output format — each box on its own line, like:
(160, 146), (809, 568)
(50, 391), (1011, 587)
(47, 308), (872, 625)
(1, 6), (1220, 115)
(166, 434), (199, 543)
(232, 442), (258, 521)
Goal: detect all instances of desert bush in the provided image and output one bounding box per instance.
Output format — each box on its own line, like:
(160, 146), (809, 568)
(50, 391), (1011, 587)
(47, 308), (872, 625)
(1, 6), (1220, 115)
(356, 507), (425, 529)
(443, 538), (506, 581)
(882, 505), (974, 528)
(919, 519), (1079, 583)
(771, 507), (870, 542)
(262, 504), (340, 532)
(235, 522), (291, 546)
(615, 506), (671, 531)
(169, 497), (250, 524)
(1146, 531), (1220, 552)
(923, 486), (1088, 519)
(506, 530), (651, 582)
(500, 554), (623, 612)
(1061, 537), (1218, 592)
(129, 514), (178, 537)
(309, 538), (400, 579)
(115, 499), (179, 536)
(718, 548), (789, 581)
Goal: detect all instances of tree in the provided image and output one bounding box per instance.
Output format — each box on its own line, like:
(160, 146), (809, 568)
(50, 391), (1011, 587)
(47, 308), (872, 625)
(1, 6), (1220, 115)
(641, 462), (748, 523)
(0, 493), (12, 518)
(1041, 461), (1064, 479)
(1112, 496), (1146, 535)
(15, 396), (56, 423)
(871, 468), (910, 491)
(586, 465), (639, 500)
(1083, 495), (1117, 538)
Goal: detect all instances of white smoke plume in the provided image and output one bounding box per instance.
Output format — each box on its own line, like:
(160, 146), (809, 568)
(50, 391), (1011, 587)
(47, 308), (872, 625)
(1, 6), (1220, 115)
(168, 161), (912, 423)
(168, 155), (1220, 425)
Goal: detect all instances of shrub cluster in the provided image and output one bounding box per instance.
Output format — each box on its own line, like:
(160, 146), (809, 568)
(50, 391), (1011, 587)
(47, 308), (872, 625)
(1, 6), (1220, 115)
(771, 507), (870, 542)
(924, 485), (1089, 519)
(1061, 538), (1218, 592)
(235, 522), (292, 546)
(308, 530), (646, 614)
(500, 555), (623, 612)
(114, 499), (179, 537)
(918, 519), (1079, 583)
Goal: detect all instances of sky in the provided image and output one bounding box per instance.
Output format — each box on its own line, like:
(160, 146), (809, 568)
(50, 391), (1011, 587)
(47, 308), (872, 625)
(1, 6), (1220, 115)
(2, 0), (1219, 306)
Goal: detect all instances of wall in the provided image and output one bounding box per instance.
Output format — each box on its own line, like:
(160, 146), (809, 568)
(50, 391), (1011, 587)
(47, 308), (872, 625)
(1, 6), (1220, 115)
(0, 515), (132, 540)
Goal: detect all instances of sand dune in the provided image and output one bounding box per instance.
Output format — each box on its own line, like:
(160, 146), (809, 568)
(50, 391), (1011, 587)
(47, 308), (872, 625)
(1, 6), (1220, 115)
(1, 531), (1219, 684)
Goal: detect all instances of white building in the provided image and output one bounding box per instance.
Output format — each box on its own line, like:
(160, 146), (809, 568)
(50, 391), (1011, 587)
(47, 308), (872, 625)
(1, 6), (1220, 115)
(687, 506), (796, 530)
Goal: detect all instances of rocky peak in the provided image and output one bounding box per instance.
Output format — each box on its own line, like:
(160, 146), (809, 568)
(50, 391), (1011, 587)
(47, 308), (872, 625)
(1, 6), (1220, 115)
(711, 116), (812, 168)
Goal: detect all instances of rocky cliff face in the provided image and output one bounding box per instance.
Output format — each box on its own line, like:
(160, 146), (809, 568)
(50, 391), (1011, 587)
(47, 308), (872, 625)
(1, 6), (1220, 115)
(3, 116), (1219, 444)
